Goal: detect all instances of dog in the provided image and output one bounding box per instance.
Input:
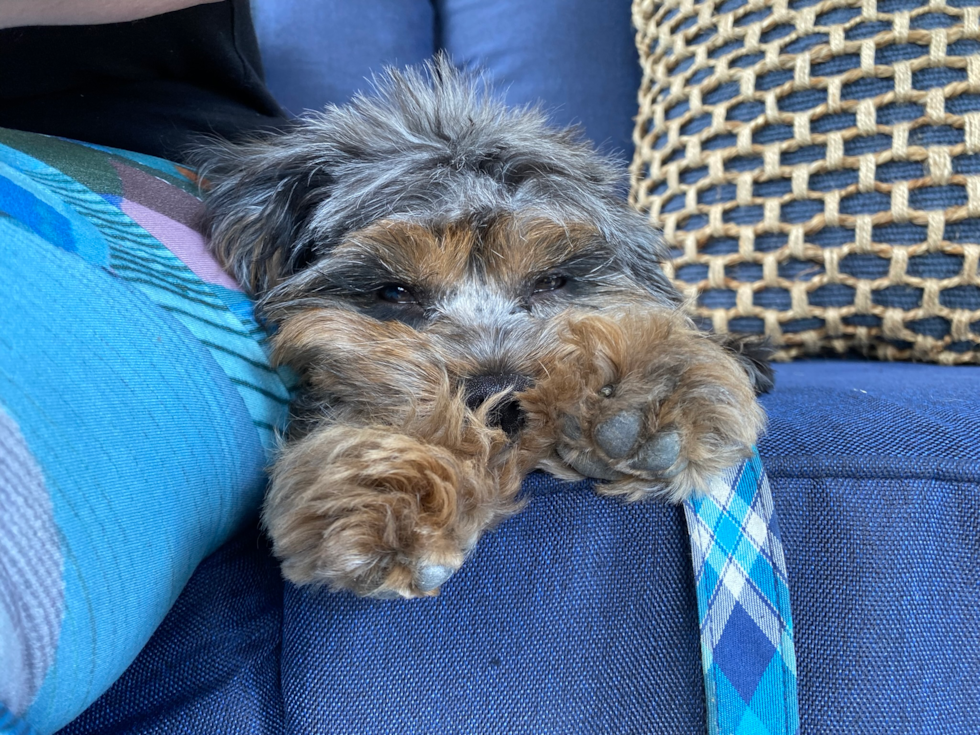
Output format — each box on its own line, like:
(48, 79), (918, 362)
(196, 58), (771, 599)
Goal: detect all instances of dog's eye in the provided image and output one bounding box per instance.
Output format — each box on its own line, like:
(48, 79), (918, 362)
(377, 283), (418, 304)
(532, 274), (568, 294)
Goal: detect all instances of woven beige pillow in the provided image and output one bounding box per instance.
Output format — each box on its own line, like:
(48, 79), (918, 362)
(630, 0), (980, 363)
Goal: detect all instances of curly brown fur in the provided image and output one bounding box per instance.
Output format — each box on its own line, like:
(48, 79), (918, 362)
(522, 309), (765, 503)
(265, 392), (526, 597)
(195, 57), (771, 598)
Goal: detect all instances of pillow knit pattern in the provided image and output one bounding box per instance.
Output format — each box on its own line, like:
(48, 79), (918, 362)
(630, 0), (980, 362)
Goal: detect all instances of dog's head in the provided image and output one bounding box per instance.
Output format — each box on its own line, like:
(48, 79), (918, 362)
(196, 58), (685, 427)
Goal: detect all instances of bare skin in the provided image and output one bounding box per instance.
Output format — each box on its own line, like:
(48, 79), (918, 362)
(0, 0), (222, 29)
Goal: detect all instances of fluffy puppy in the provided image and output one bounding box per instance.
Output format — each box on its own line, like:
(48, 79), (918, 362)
(196, 58), (771, 599)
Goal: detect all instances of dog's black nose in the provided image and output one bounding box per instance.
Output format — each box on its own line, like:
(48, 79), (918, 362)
(463, 373), (532, 438)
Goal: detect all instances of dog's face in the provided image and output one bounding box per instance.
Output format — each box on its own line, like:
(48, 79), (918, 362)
(197, 60), (771, 596)
(269, 215), (670, 385)
(197, 60), (683, 422)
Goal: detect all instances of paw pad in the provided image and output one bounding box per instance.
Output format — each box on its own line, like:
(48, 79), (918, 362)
(632, 429), (682, 474)
(593, 410), (643, 459)
(558, 409), (684, 483)
(416, 563), (455, 592)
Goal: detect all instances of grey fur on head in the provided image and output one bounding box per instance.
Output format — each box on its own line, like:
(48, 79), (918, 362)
(192, 54), (677, 304)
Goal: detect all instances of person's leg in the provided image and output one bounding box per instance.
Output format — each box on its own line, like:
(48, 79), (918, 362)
(252, 0), (436, 113)
(436, 0), (640, 163)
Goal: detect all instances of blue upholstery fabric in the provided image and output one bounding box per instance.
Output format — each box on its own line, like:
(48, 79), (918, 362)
(55, 530), (285, 735)
(764, 361), (980, 733)
(252, 0), (640, 161)
(251, 0), (435, 117)
(434, 0), (641, 161)
(62, 475), (706, 735)
(58, 361), (980, 733)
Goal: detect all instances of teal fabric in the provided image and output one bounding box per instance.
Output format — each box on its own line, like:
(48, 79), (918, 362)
(0, 705), (34, 735)
(0, 131), (289, 734)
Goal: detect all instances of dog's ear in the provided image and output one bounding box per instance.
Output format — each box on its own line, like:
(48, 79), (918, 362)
(193, 135), (335, 296)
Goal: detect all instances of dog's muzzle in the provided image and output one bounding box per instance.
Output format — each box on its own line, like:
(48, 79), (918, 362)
(463, 373), (532, 439)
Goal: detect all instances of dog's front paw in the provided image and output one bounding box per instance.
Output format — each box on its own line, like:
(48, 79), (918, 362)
(263, 425), (519, 598)
(526, 310), (765, 502)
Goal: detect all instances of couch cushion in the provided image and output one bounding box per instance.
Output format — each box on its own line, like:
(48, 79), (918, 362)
(253, 0), (641, 163)
(57, 360), (980, 734)
(761, 360), (980, 732)
(762, 359), (980, 475)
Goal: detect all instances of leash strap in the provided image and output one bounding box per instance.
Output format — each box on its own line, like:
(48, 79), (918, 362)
(683, 450), (800, 735)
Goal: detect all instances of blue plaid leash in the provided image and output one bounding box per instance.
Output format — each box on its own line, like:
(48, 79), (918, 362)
(683, 449), (799, 735)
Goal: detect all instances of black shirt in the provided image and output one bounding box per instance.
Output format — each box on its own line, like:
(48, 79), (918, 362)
(0, 0), (287, 162)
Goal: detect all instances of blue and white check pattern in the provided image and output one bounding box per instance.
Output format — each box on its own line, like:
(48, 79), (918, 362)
(684, 449), (799, 735)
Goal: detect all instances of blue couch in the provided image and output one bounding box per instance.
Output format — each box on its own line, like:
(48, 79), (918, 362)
(1, 1), (977, 733)
(51, 359), (980, 734)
